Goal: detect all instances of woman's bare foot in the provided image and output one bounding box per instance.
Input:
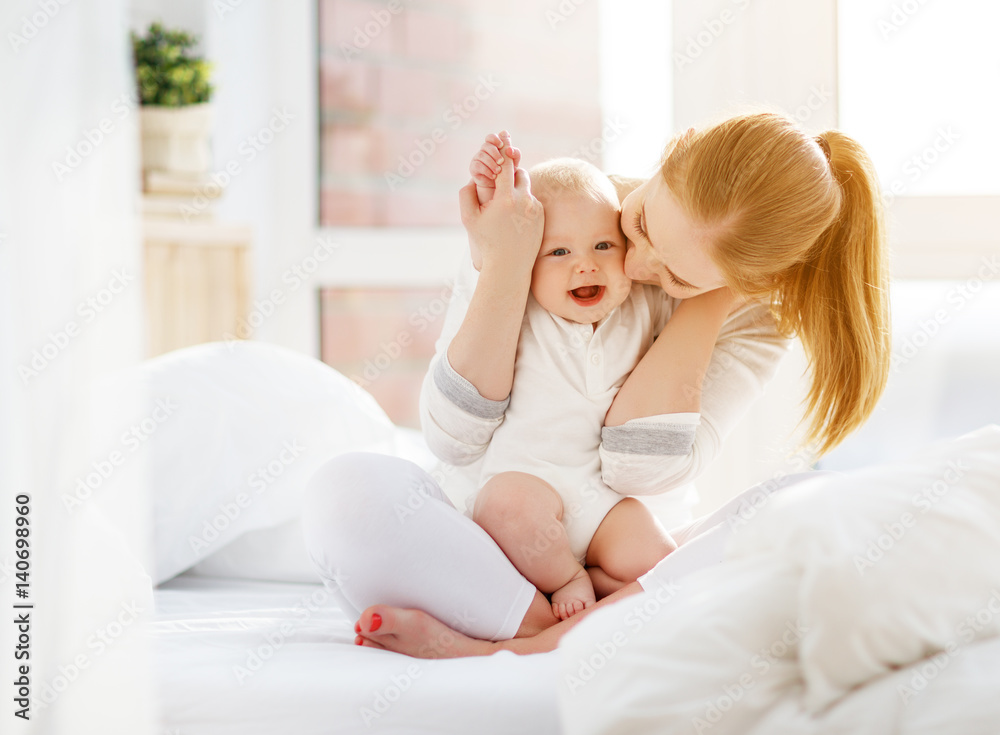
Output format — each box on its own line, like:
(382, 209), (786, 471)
(550, 568), (596, 620)
(353, 605), (498, 659)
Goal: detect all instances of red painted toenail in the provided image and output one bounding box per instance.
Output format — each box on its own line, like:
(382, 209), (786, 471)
(354, 622), (361, 634)
(369, 613), (382, 632)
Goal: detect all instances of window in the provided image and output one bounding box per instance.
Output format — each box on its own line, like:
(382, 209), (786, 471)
(317, 0), (673, 225)
(317, 0), (609, 226)
(838, 0), (1000, 199)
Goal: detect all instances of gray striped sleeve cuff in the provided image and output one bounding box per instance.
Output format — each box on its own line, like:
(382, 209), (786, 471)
(433, 357), (509, 420)
(601, 422), (697, 456)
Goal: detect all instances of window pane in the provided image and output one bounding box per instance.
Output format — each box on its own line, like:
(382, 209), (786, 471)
(838, 0), (1000, 197)
(819, 279), (1000, 470)
(317, 0), (674, 227)
(317, 1), (607, 227)
(598, 0), (672, 179)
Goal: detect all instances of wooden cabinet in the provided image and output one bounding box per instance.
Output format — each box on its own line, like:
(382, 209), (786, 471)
(143, 219), (252, 357)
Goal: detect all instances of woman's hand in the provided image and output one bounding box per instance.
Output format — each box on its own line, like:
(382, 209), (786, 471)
(459, 133), (543, 274)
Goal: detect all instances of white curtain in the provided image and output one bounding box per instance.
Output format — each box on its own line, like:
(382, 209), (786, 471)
(0, 1), (156, 733)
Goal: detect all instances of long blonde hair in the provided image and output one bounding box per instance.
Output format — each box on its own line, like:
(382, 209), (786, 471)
(661, 112), (891, 456)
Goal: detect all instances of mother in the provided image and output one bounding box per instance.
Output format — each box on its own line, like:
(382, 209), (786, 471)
(302, 111), (890, 657)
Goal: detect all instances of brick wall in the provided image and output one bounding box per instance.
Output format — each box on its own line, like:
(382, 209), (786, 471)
(319, 286), (451, 427)
(319, 0), (605, 226)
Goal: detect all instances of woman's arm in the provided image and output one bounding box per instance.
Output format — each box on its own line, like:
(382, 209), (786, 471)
(605, 288), (736, 425)
(600, 293), (792, 494)
(446, 256), (534, 401)
(446, 152), (544, 401)
(417, 144), (544, 464)
(418, 252), (530, 466)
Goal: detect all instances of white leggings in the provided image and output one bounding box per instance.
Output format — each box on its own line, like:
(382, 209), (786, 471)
(301, 452), (827, 641)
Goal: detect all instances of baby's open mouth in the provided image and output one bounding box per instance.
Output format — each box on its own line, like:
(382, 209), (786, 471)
(569, 285), (604, 305)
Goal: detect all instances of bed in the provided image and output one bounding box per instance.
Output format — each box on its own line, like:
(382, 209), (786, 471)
(150, 569), (1000, 735)
(99, 339), (1000, 734)
(95, 340), (557, 734)
(558, 425), (1000, 734)
(152, 575), (560, 734)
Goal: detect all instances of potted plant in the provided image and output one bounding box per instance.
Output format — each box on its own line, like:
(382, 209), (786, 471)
(132, 22), (215, 174)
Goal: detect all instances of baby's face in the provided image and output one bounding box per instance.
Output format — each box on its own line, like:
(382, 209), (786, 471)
(530, 192), (632, 325)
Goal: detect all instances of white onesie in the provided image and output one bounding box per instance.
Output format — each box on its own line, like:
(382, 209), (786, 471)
(420, 255), (793, 558)
(473, 284), (672, 562)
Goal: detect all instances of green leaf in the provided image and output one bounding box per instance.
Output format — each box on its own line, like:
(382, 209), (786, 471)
(131, 21), (214, 107)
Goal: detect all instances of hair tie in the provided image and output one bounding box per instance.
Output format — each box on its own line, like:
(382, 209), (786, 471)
(815, 134), (832, 164)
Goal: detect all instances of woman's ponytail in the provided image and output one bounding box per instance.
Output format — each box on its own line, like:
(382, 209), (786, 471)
(667, 113), (892, 456)
(776, 130), (891, 455)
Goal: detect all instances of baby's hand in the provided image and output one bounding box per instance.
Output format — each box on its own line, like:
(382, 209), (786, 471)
(470, 131), (521, 206)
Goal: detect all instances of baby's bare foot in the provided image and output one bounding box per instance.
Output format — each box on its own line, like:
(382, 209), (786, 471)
(550, 568), (596, 621)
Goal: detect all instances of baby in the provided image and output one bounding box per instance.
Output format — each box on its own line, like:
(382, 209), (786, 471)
(465, 132), (676, 620)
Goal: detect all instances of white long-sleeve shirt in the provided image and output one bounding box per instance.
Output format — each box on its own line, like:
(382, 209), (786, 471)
(478, 283), (670, 490)
(419, 255), (792, 523)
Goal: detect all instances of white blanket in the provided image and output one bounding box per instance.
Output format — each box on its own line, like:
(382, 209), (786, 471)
(558, 425), (1000, 734)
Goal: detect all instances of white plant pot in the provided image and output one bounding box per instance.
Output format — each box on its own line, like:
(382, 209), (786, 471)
(140, 103), (213, 174)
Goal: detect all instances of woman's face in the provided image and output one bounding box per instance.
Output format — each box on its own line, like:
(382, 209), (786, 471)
(620, 175), (727, 299)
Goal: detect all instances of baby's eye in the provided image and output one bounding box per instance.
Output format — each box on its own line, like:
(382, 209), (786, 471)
(550, 248), (569, 256)
(595, 242), (612, 250)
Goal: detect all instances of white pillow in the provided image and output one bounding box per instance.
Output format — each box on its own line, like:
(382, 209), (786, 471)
(188, 518), (319, 583)
(729, 424), (1000, 712)
(190, 426), (441, 583)
(92, 341), (397, 584)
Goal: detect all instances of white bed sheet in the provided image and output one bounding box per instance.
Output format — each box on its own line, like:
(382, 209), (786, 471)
(152, 575), (561, 735)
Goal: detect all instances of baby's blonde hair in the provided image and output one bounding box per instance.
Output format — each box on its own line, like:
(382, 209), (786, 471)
(660, 111), (891, 456)
(529, 158), (620, 210)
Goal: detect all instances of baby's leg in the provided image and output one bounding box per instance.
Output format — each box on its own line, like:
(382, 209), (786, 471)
(585, 497), (677, 598)
(473, 472), (595, 620)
